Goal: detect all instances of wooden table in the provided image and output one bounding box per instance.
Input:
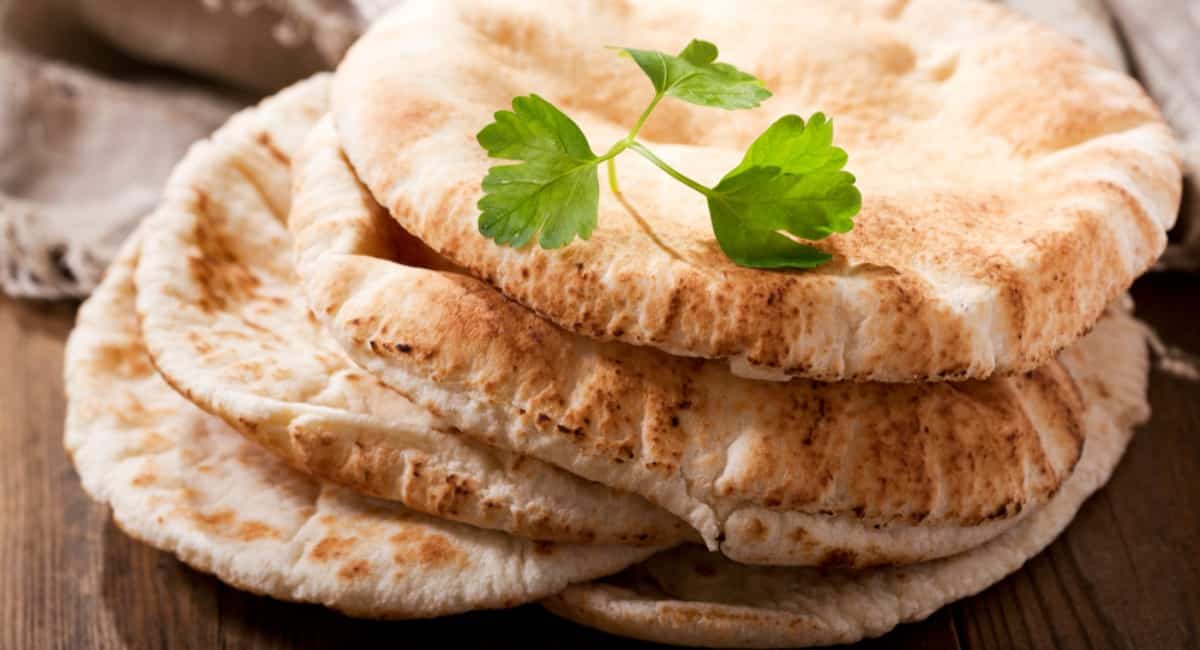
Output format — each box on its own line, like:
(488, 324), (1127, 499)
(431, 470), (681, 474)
(3, 2), (1199, 648)
(2, 274), (1196, 650)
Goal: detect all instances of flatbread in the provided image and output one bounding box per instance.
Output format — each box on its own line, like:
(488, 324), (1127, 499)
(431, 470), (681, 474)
(65, 232), (658, 619)
(133, 76), (688, 546)
(332, 0), (1180, 382)
(292, 116), (1088, 567)
(543, 307), (1151, 647)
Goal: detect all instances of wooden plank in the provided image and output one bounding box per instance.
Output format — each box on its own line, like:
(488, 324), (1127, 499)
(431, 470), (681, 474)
(1104, 275), (1200, 646)
(0, 295), (225, 650)
(0, 297), (95, 650)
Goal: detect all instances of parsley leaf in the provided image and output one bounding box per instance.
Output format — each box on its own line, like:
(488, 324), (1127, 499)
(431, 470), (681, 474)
(476, 94), (600, 248)
(724, 113), (848, 178)
(474, 42), (861, 269)
(621, 39), (771, 110)
(707, 114), (861, 268)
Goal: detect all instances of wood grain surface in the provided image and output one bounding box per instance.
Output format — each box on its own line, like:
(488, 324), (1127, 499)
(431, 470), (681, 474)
(1, 275), (1196, 650)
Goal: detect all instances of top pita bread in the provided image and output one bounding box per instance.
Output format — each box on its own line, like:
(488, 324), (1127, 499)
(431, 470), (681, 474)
(332, 0), (1181, 382)
(543, 307), (1151, 647)
(65, 229), (655, 620)
(292, 116), (1088, 567)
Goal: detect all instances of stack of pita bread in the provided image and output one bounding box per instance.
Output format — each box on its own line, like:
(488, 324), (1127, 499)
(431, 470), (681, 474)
(65, 1), (1182, 646)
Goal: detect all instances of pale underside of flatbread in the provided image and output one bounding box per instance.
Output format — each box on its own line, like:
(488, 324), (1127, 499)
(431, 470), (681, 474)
(293, 117), (1088, 568)
(543, 309), (1151, 648)
(333, 0), (1180, 383)
(133, 76), (689, 546)
(65, 234), (658, 619)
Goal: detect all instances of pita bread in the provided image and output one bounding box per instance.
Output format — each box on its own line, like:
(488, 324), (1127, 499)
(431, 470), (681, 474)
(65, 231), (658, 619)
(133, 76), (688, 546)
(543, 307), (1151, 647)
(332, 0), (1180, 382)
(292, 116), (1088, 567)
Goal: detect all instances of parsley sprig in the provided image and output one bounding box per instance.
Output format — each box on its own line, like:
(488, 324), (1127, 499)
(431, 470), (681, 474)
(476, 39), (860, 268)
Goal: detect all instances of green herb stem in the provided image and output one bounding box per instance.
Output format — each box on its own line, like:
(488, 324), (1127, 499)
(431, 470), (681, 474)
(606, 157), (621, 196)
(629, 93), (664, 141)
(607, 150), (687, 263)
(627, 141), (713, 197)
(599, 92), (664, 162)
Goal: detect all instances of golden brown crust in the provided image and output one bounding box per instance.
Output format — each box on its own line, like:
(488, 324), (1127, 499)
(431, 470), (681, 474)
(294, 117), (1090, 566)
(326, 256), (1084, 526)
(334, 0), (1181, 382)
(65, 237), (657, 619)
(133, 76), (692, 547)
(542, 307), (1153, 647)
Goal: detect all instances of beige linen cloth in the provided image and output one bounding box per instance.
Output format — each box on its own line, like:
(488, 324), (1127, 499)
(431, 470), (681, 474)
(0, 0), (1194, 299)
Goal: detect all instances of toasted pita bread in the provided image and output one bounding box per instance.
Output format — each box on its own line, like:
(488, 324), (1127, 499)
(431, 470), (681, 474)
(133, 76), (688, 546)
(332, 0), (1179, 382)
(292, 116), (1088, 567)
(65, 233), (658, 619)
(543, 308), (1150, 647)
